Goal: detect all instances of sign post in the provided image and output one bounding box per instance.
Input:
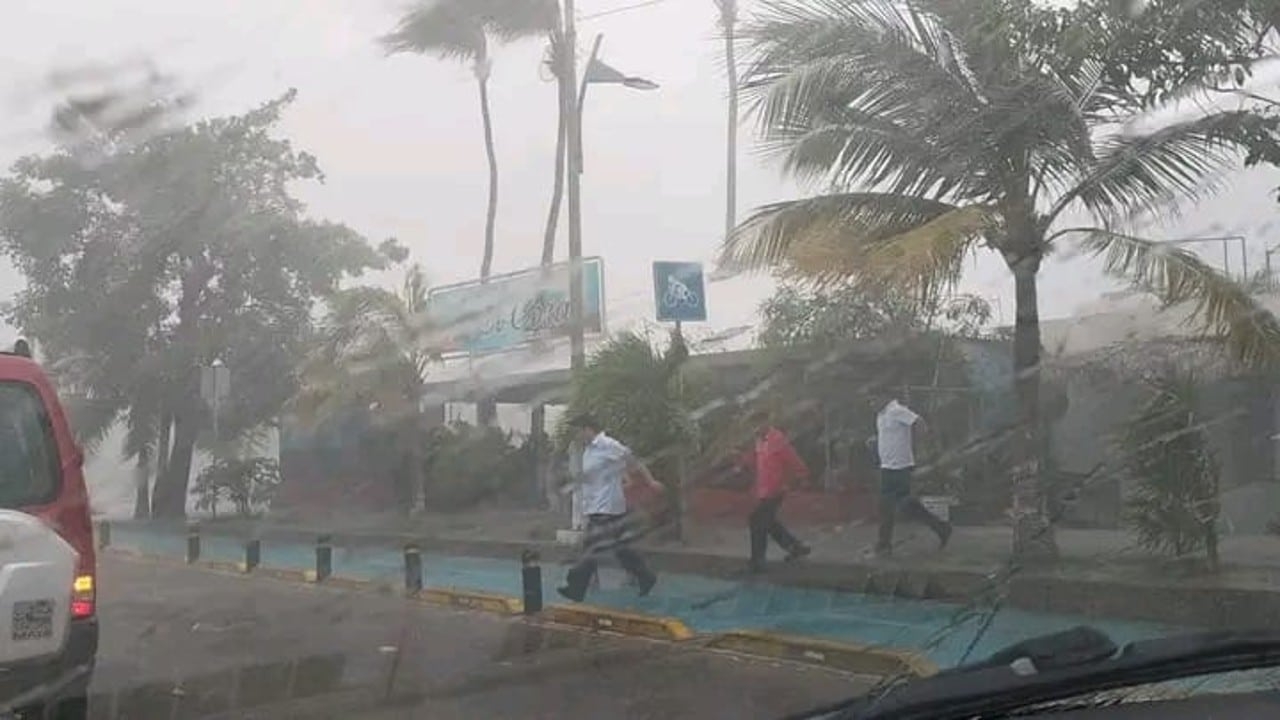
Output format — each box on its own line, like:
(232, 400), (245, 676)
(199, 360), (231, 443)
(652, 262), (707, 541)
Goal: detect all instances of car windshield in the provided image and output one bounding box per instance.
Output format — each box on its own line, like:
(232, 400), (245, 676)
(0, 381), (59, 509)
(7, 0), (1280, 718)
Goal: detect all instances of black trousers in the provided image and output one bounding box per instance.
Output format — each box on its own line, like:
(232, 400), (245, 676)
(877, 467), (950, 550)
(748, 495), (802, 569)
(563, 513), (654, 597)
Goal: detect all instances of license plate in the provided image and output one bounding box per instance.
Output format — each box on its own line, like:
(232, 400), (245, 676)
(12, 599), (54, 641)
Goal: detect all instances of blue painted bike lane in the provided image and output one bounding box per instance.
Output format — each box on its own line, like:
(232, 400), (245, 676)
(110, 525), (1182, 669)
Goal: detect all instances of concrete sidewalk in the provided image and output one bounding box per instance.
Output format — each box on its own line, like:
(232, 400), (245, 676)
(207, 507), (1280, 588)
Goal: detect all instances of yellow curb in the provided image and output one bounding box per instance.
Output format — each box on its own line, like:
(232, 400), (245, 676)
(706, 630), (936, 678)
(257, 567), (310, 583)
(542, 603), (694, 641)
(417, 587), (524, 615)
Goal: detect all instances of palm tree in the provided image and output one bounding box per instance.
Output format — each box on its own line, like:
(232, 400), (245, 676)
(715, 0), (740, 240)
(720, 0), (1280, 558)
(382, 0), (558, 281)
(293, 265), (439, 510)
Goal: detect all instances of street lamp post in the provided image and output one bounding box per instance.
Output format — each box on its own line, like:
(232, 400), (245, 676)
(561, 4), (658, 370)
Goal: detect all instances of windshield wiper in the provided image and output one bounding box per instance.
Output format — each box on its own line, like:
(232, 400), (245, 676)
(794, 626), (1280, 720)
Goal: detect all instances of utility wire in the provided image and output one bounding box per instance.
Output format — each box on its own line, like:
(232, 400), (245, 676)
(581, 0), (666, 22)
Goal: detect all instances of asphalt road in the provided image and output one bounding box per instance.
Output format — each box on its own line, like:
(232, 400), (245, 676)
(89, 555), (872, 719)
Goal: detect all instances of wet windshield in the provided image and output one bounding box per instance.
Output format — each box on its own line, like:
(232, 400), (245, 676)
(5, 0), (1280, 718)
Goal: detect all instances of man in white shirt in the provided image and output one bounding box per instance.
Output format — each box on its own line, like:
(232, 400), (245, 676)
(872, 395), (952, 556)
(558, 414), (663, 602)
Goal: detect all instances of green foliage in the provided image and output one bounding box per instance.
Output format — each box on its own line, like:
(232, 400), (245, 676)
(758, 280), (992, 348)
(192, 457), (282, 518)
(561, 330), (697, 486)
(0, 89), (381, 517)
(1118, 370), (1221, 565)
(422, 421), (538, 511)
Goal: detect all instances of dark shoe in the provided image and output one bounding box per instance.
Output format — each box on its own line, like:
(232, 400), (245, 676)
(637, 573), (657, 597)
(557, 585), (585, 603)
(785, 545), (812, 562)
(938, 524), (953, 550)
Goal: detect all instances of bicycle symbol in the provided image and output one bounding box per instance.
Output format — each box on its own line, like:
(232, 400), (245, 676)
(663, 275), (700, 309)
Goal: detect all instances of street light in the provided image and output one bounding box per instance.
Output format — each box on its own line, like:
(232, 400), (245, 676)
(563, 23), (658, 371)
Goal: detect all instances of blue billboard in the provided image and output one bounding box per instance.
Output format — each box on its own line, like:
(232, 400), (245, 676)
(428, 258), (605, 356)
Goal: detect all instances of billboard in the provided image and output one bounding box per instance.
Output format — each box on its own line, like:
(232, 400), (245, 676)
(428, 257), (605, 356)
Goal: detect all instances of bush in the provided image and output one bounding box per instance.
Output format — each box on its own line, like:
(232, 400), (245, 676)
(1117, 370), (1220, 567)
(193, 457), (282, 518)
(421, 421), (536, 511)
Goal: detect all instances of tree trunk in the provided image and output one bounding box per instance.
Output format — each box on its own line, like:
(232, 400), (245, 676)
(155, 414), (171, 485)
(722, 8), (739, 241)
(153, 407), (198, 517)
(477, 69), (499, 281)
(154, 408), (198, 518)
(132, 454), (151, 519)
(542, 39), (568, 266)
(1008, 255), (1056, 560)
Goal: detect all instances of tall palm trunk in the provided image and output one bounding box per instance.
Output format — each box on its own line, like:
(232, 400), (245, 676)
(721, 3), (739, 240)
(542, 76), (568, 266)
(477, 60), (499, 281)
(1008, 250), (1056, 560)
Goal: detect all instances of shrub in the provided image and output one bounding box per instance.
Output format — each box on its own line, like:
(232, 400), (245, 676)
(193, 457), (282, 518)
(1117, 370), (1220, 567)
(421, 421), (536, 511)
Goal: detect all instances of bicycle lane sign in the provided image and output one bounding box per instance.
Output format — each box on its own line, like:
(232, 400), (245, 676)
(652, 261), (707, 322)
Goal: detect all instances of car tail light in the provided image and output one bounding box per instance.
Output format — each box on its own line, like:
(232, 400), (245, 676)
(71, 573), (94, 619)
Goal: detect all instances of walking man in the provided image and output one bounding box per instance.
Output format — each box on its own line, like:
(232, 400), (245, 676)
(872, 395), (952, 556)
(745, 410), (811, 574)
(558, 414), (662, 602)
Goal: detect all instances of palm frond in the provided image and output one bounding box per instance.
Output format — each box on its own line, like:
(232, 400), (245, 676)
(1074, 228), (1280, 370)
(1049, 110), (1280, 225)
(720, 192), (981, 284)
(381, 1), (486, 62)
(63, 395), (121, 458)
(742, 0), (987, 131)
(470, 0), (559, 41)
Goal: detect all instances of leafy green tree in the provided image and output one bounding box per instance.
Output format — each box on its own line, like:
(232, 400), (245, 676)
(0, 90), (381, 518)
(759, 281), (991, 348)
(383, 0), (559, 279)
(719, 0), (1280, 558)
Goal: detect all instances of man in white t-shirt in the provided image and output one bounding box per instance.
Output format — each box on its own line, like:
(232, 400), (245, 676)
(558, 414), (664, 602)
(871, 395), (952, 556)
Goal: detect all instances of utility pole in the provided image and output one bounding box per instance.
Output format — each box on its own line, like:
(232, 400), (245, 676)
(564, 0), (586, 371)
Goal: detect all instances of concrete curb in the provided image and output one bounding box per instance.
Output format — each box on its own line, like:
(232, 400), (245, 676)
(541, 603), (694, 641)
(416, 587), (523, 615)
(705, 630), (937, 678)
(105, 548), (931, 677)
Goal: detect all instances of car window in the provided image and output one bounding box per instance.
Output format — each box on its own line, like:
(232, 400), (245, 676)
(0, 381), (60, 508)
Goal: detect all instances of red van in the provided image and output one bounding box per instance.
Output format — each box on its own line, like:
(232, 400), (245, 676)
(0, 341), (97, 719)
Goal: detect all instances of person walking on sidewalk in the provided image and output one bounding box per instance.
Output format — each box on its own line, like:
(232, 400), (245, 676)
(558, 414), (663, 602)
(745, 410), (812, 574)
(872, 395), (952, 556)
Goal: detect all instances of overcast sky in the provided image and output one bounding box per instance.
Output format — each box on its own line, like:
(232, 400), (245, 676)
(1, 0), (1279, 374)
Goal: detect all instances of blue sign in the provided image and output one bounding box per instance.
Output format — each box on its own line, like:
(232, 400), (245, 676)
(429, 258), (605, 356)
(652, 261), (707, 322)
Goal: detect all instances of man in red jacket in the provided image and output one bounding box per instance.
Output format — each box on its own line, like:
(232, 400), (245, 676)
(744, 410), (812, 573)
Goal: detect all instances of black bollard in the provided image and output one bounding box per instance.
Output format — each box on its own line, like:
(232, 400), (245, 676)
(244, 539), (261, 573)
(186, 523), (201, 564)
(521, 549), (542, 615)
(314, 534), (333, 582)
(97, 520), (110, 549)
(403, 544), (423, 593)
